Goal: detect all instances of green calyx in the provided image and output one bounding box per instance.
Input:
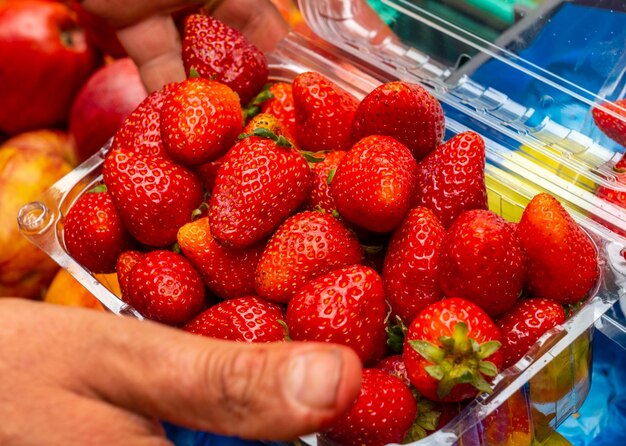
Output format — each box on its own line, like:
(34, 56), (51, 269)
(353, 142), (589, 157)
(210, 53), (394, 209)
(403, 399), (441, 443)
(191, 202), (210, 221)
(409, 322), (501, 399)
(299, 150), (325, 164)
(171, 242), (182, 255)
(88, 184), (107, 194)
(189, 67), (201, 79)
(238, 128), (293, 148)
(386, 315), (408, 354)
(326, 167), (336, 185)
(243, 84), (274, 121)
(278, 319), (292, 341)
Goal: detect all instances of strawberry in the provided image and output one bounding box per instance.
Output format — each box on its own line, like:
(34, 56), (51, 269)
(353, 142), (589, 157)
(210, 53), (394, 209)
(183, 295), (285, 342)
(374, 355), (411, 387)
(242, 112), (296, 146)
(103, 147), (203, 247)
(177, 216), (264, 300)
(438, 210), (525, 318)
(160, 77), (243, 166)
(351, 81), (445, 161)
(496, 298), (565, 368)
(195, 155), (227, 194)
(285, 265), (387, 364)
(292, 72), (359, 152)
(403, 297), (502, 402)
(116, 250), (144, 297)
(615, 153), (626, 173)
(255, 211), (363, 304)
(414, 131), (488, 228)
(382, 207), (445, 325)
(209, 132), (313, 249)
(324, 368), (417, 446)
(304, 150), (346, 213)
(64, 185), (132, 274)
(331, 135), (417, 233)
(259, 82), (296, 137)
(592, 98), (626, 148)
(517, 193), (598, 304)
(182, 14), (269, 104)
(125, 250), (206, 326)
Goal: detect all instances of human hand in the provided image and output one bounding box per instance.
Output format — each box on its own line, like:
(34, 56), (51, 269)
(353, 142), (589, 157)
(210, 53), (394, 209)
(79, 0), (290, 91)
(0, 298), (361, 445)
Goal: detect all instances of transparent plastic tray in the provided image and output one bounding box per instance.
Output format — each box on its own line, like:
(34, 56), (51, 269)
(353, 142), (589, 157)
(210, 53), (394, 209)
(18, 31), (626, 445)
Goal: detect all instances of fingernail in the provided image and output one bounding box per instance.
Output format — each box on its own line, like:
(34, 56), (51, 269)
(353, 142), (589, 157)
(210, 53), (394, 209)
(285, 349), (342, 410)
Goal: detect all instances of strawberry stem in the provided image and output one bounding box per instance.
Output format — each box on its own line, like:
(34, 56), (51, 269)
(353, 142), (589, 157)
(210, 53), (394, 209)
(327, 168), (336, 185)
(243, 84), (274, 121)
(88, 184), (108, 194)
(278, 320), (292, 341)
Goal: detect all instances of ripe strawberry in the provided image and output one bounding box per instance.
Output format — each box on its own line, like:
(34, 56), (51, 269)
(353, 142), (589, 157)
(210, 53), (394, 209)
(182, 14), (269, 104)
(177, 216), (264, 300)
(304, 150), (346, 213)
(209, 133), (312, 249)
(403, 297), (502, 402)
(351, 81), (445, 161)
(183, 295), (285, 342)
(125, 250), (206, 325)
(496, 298), (565, 368)
(331, 135), (418, 233)
(195, 154), (227, 194)
(160, 77), (243, 166)
(438, 210), (525, 317)
(255, 211), (363, 304)
(285, 265), (387, 363)
(324, 368), (417, 446)
(382, 207), (445, 325)
(242, 112), (296, 146)
(259, 82), (296, 137)
(517, 193), (598, 304)
(103, 147), (203, 247)
(615, 153), (626, 172)
(592, 98), (626, 147)
(414, 131), (488, 228)
(292, 72), (359, 152)
(64, 186), (132, 274)
(116, 250), (144, 297)
(374, 355), (411, 387)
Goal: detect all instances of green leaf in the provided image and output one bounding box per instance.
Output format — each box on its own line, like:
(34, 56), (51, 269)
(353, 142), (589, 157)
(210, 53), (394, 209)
(477, 340), (501, 360)
(278, 320), (292, 341)
(436, 376), (456, 398)
(249, 84), (274, 106)
(189, 67), (201, 78)
(276, 135), (293, 148)
(171, 242), (182, 255)
(425, 364), (445, 381)
(478, 360), (499, 377)
(386, 319), (406, 354)
(470, 373), (494, 394)
(409, 340), (446, 364)
(88, 184), (107, 194)
(448, 365), (474, 383)
(299, 150), (325, 164)
(191, 202), (209, 221)
(327, 168), (336, 185)
(243, 105), (261, 121)
(403, 424), (428, 443)
(452, 322), (469, 345)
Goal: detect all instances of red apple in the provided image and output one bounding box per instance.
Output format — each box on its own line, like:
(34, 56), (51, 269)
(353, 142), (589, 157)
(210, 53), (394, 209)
(69, 57), (147, 161)
(0, 0), (101, 135)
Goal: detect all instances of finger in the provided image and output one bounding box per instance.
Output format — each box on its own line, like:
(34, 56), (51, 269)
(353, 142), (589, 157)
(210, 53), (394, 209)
(78, 0), (204, 28)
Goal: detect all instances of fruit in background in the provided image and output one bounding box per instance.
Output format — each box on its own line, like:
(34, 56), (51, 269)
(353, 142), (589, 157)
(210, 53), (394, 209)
(255, 211), (363, 304)
(0, 0), (100, 135)
(258, 82), (297, 137)
(125, 250), (206, 326)
(209, 133), (312, 249)
(3, 129), (77, 166)
(161, 77), (243, 166)
(286, 265), (387, 364)
(116, 250), (144, 297)
(43, 268), (105, 311)
(323, 368), (417, 446)
(517, 193), (598, 304)
(0, 146), (72, 299)
(415, 131), (488, 228)
(592, 98), (626, 148)
(496, 298), (565, 368)
(182, 14), (269, 104)
(70, 0), (126, 58)
(351, 81), (445, 161)
(69, 58), (147, 161)
(374, 354), (411, 387)
(184, 296), (285, 342)
(331, 135), (418, 233)
(293, 71), (359, 152)
(64, 186), (133, 274)
(438, 209), (525, 318)
(403, 297), (502, 402)
(304, 150), (346, 213)
(382, 207), (445, 325)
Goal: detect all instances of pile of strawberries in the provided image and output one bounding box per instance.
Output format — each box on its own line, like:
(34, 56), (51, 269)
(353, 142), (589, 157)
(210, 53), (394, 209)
(63, 14), (600, 446)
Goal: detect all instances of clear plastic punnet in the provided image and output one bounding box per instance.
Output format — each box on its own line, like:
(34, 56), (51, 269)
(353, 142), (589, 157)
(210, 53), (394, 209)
(16, 1), (626, 445)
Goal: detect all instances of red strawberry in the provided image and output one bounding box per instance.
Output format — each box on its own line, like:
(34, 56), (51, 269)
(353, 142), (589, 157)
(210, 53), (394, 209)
(183, 295), (285, 342)
(374, 355), (411, 388)
(403, 297), (502, 402)
(496, 298), (565, 368)
(182, 14), (269, 104)
(242, 112), (296, 146)
(517, 193), (598, 304)
(160, 77), (243, 166)
(292, 72), (359, 152)
(259, 82), (296, 137)
(195, 155), (227, 194)
(414, 131), (487, 228)
(382, 207), (445, 325)
(103, 147), (203, 247)
(351, 81), (445, 161)
(304, 150), (346, 213)
(331, 135), (418, 233)
(64, 186), (132, 274)
(324, 368), (417, 446)
(116, 250), (144, 297)
(285, 265), (387, 364)
(592, 98), (626, 147)
(438, 210), (525, 317)
(125, 250), (206, 325)
(616, 153), (626, 173)
(255, 211), (363, 304)
(177, 216), (264, 300)
(209, 133), (313, 249)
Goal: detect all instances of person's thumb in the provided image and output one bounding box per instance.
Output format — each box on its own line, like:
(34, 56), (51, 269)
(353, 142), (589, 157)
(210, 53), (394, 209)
(78, 311), (363, 440)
